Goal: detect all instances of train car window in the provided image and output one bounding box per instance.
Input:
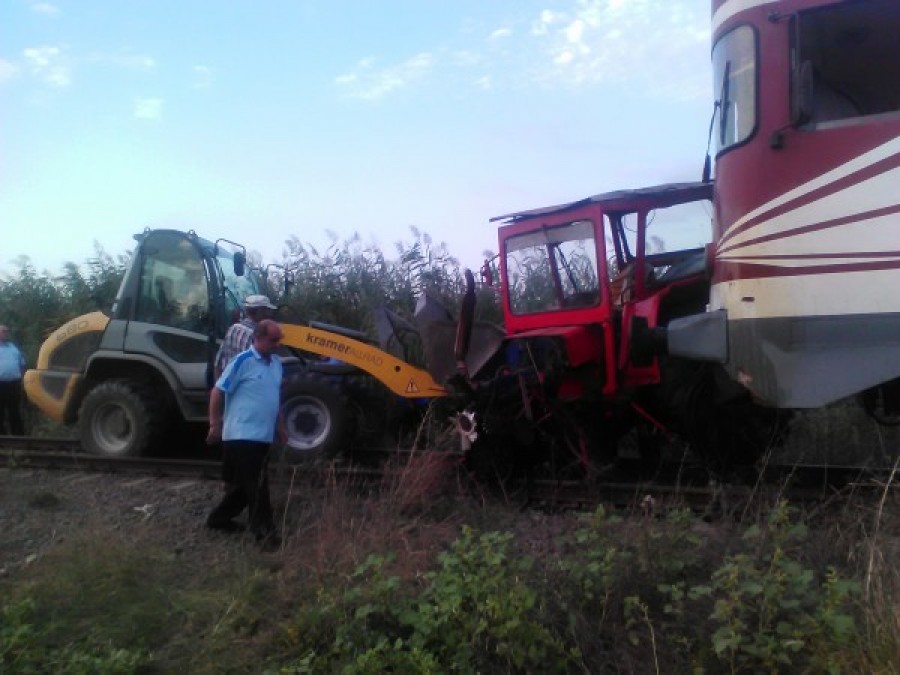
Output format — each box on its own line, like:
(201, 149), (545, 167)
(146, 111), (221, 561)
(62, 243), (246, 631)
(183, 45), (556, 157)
(794, 0), (900, 126)
(712, 25), (756, 155)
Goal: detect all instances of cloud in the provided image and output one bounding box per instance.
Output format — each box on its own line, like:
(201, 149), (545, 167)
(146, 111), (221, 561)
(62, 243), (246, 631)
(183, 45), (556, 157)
(335, 52), (434, 100)
(530, 0), (711, 100)
(564, 18), (586, 44)
(450, 50), (481, 67)
(30, 2), (60, 17)
(111, 54), (156, 71)
(0, 59), (19, 84)
(554, 50), (574, 65)
(23, 45), (71, 87)
(531, 9), (563, 36)
(331, 1), (709, 103)
(134, 97), (163, 120)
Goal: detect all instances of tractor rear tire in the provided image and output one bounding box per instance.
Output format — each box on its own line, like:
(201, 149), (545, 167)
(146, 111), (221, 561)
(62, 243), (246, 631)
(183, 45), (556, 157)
(78, 379), (162, 457)
(280, 372), (351, 462)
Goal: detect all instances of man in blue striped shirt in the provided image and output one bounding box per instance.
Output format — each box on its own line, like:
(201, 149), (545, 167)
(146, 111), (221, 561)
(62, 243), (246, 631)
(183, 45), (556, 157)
(206, 319), (287, 550)
(213, 294), (276, 379)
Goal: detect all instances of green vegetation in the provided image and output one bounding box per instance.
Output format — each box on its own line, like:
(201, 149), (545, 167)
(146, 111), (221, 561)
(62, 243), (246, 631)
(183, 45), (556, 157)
(0, 245), (128, 368)
(2, 453), (898, 674)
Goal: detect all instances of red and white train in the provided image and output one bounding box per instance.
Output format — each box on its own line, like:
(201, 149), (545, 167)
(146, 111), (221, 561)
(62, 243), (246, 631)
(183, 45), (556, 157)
(467, 0), (900, 472)
(706, 0), (900, 411)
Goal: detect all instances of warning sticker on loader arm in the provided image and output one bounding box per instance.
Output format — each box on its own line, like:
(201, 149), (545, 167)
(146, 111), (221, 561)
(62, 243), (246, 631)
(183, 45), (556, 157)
(280, 324), (447, 399)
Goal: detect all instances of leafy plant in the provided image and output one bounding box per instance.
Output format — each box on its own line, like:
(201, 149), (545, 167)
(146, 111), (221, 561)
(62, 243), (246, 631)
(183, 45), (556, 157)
(1, 597), (146, 673)
(687, 500), (859, 672)
(556, 506), (626, 623)
(284, 526), (576, 673)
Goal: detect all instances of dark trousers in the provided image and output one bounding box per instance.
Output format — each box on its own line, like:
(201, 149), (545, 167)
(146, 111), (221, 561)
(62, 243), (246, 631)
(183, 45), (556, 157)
(207, 440), (275, 535)
(0, 380), (24, 436)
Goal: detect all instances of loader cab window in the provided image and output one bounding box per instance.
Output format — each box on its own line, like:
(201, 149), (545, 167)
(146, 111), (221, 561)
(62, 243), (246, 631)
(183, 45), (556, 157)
(505, 219), (600, 314)
(134, 232), (210, 332)
(792, 0), (900, 127)
(712, 25), (756, 154)
(216, 248), (261, 327)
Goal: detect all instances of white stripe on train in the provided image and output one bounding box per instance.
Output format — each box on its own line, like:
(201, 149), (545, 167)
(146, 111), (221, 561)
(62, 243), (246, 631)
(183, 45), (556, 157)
(719, 211), (900, 260)
(711, 269), (900, 319)
(719, 136), (900, 243)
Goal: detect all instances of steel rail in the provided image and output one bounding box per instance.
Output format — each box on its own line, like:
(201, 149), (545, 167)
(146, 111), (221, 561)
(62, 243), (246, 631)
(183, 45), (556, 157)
(2, 436), (894, 512)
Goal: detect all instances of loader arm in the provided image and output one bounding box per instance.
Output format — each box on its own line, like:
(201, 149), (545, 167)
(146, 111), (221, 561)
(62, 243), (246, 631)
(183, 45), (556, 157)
(280, 324), (447, 398)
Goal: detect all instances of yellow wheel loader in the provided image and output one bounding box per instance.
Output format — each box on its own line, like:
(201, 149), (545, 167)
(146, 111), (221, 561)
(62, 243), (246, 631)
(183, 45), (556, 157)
(24, 229), (446, 458)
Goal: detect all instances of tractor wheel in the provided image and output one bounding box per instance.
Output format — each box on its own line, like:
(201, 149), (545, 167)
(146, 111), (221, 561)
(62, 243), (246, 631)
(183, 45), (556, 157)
(280, 372), (351, 462)
(78, 379), (162, 457)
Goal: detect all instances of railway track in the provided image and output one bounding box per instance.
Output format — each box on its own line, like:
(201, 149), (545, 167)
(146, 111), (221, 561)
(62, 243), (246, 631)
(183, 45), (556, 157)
(2, 435), (896, 513)
(0, 435), (222, 478)
(0, 435), (399, 485)
(526, 470), (897, 515)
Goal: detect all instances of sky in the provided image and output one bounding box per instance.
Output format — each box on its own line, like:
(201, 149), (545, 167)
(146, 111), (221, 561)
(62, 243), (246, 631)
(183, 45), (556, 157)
(1, 0), (714, 276)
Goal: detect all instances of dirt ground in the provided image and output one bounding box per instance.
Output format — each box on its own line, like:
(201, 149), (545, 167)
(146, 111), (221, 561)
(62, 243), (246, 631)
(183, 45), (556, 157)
(0, 467), (280, 579)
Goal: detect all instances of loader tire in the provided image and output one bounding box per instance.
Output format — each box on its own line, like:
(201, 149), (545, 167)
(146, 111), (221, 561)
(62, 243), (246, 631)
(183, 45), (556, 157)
(78, 379), (163, 457)
(280, 372), (351, 462)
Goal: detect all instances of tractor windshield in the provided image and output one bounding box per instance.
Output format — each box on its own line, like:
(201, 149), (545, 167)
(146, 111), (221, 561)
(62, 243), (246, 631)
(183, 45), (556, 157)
(505, 219), (600, 314)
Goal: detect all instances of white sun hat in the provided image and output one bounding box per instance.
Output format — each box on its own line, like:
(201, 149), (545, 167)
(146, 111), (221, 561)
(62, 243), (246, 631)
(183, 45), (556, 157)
(244, 295), (276, 310)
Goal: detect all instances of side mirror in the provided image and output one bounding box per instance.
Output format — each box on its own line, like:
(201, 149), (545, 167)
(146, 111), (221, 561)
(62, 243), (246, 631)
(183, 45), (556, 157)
(792, 60), (815, 126)
(233, 252), (246, 277)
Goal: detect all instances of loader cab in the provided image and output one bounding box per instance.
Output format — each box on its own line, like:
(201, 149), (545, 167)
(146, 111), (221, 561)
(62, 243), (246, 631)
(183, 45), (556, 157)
(107, 229), (263, 412)
(25, 227), (266, 448)
(113, 229), (261, 337)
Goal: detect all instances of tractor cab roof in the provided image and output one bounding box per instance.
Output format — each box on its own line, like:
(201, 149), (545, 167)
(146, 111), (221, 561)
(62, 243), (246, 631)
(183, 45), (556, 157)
(491, 181), (713, 224)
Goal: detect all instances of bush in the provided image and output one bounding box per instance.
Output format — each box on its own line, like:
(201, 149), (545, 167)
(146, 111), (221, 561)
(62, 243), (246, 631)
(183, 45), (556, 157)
(283, 527), (576, 673)
(1, 598), (146, 673)
(657, 500), (860, 672)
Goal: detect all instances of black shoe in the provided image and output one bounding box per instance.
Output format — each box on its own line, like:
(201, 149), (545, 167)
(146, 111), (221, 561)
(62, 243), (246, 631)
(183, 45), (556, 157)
(206, 517), (244, 533)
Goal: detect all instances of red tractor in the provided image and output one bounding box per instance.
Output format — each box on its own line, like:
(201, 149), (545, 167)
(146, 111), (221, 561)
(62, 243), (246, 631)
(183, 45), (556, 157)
(417, 182), (773, 478)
